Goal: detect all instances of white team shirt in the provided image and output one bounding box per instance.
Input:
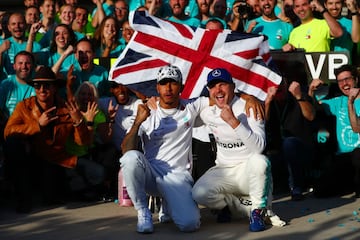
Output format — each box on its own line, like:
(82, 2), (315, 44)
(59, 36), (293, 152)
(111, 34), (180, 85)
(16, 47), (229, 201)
(139, 97), (209, 171)
(200, 96), (266, 165)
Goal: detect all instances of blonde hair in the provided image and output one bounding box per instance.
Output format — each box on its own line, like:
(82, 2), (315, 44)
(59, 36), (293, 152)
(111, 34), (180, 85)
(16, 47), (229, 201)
(75, 81), (99, 103)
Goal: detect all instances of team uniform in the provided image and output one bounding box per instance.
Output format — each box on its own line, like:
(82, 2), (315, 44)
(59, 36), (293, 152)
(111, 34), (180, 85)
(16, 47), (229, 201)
(246, 17), (293, 50)
(321, 96), (360, 153)
(167, 16), (201, 28)
(120, 97), (208, 231)
(288, 18), (331, 52)
(332, 17), (354, 60)
(1, 37), (42, 76)
(192, 96), (272, 213)
(0, 75), (35, 117)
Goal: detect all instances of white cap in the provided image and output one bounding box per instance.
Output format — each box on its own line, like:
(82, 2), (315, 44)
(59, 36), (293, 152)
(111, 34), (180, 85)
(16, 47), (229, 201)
(157, 65), (182, 84)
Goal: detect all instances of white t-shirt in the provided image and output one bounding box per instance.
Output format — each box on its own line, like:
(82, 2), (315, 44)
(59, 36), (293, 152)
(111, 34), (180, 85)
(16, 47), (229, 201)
(139, 97), (209, 171)
(200, 96), (266, 165)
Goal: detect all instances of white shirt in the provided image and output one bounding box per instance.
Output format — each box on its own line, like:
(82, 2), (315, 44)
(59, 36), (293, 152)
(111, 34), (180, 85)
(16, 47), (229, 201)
(139, 97), (209, 171)
(200, 96), (266, 165)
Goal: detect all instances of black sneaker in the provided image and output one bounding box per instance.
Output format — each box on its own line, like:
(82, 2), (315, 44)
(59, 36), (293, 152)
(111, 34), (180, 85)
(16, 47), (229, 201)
(291, 188), (304, 201)
(217, 206), (232, 223)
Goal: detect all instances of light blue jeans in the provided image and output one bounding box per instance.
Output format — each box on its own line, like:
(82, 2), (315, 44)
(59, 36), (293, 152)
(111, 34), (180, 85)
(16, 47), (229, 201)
(120, 150), (200, 232)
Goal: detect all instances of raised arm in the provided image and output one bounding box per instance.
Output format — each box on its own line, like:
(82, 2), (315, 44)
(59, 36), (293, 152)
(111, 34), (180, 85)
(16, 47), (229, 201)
(52, 45), (74, 74)
(346, 0), (360, 43)
(121, 104), (150, 154)
(26, 21), (42, 53)
(288, 81), (315, 121)
(312, 0), (343, 38)
(347, 88), (360, 132)
(92, 0), (106, 28)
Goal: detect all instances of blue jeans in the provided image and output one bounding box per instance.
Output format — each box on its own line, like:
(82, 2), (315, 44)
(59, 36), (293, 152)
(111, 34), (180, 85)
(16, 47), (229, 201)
(120, 150), (200, 232)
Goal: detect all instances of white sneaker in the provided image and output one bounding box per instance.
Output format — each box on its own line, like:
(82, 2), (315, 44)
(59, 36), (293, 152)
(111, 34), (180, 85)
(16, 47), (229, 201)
(265, 209), (286, 227)
(137, 208), (153, 233)
(158, 200), (172, 223)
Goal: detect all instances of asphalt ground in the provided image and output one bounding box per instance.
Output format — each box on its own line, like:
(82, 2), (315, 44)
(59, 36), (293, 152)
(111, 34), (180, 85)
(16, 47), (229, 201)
(0, 191), (360, 240)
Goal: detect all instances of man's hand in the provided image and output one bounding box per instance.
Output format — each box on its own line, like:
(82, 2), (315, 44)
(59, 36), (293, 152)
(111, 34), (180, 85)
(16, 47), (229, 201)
(107, 99), (119, 122)
(308, 78), (325, 97)
(38, 106), (58, 127)
(288, 81), (302, 100)
(220, 104), (240, 129)
(242, 93), (265, 120)
(66, 98), (83, 124)
(134, 104), (150, 125)
(82, 101), (99, 122)
(0, 40), (10, 54)
(348, 88), (360, 103)
(282, 43), (296, 52)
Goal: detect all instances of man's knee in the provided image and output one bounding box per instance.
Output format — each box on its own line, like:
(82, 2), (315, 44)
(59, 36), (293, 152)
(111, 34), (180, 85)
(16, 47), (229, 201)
(175, 214), (200, 232)
(192, 182), (210, 205)
(120, 150), (143, 167)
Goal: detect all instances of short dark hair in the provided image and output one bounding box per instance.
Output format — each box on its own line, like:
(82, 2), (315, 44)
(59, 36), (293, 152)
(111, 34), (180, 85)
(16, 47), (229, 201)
(75, 37), (95, 53)
(14, 51), (35, 65)
(334, 64), (358, 79)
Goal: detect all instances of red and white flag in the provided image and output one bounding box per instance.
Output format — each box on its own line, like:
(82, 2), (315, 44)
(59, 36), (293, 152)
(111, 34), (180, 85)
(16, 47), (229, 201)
(109, 10), (281, 101)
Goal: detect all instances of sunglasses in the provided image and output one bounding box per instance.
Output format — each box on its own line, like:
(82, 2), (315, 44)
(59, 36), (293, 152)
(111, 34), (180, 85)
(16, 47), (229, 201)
(33, 82), (53, 90)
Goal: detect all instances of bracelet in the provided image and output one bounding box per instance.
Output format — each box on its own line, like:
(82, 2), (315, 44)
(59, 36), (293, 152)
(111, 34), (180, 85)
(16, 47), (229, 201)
(108, 118), (115, 123)
(296, 98), (306, 102)
(351, 12), (358, 16)
(320, 9), (327, 15)
(73, 118), (84, 127)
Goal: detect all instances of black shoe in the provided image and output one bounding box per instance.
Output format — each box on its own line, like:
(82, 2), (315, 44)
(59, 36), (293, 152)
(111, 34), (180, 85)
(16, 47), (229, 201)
(291, 188), (304, 201)
(217, 206), (232, 223)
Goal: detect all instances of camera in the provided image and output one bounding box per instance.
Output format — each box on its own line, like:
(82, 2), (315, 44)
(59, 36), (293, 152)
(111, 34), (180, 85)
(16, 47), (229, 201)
(238, 0), (252, 17)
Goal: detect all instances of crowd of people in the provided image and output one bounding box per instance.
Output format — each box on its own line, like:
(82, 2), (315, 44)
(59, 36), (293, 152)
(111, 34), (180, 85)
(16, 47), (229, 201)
(0, 0), (360, 235)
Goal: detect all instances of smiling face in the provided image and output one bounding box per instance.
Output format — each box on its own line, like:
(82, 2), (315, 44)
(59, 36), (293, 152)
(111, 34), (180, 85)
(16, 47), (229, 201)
(25, 7), (40, 25)
(293, 0), (313, 22)
(102, 17), (117, 41)
(121, 21), (134, 44)
(54, 25), (71, 50)
(324, 0), (343, 18)
(208, 81), (235, 109)
(73, 7), (88, 30)
(169, 0), (189, 17)
(40, 0), (55, 20)
(13, 53), (34, 82)
(59, 5), (75, 25)
(34, 81), (57, 105)
(336, 70), (358, 96)
(197, 0), (212, 14)
(8, 13), (26, 40)
(110, 83), (130, 105)
(259, 0), (276, 18)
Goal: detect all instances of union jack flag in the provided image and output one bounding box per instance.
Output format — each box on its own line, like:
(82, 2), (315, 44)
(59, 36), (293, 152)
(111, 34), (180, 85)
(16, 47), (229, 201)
(109, 10), (281, 101)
